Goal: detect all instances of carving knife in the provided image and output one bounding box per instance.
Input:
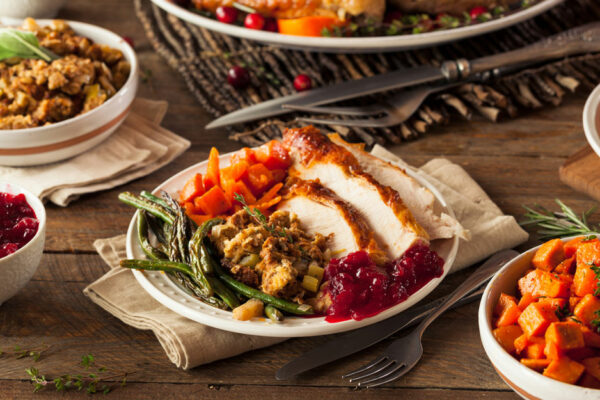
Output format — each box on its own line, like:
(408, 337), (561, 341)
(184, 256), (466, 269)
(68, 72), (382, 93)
(275, 249), (519, 380)
(206, 22), (600, 130)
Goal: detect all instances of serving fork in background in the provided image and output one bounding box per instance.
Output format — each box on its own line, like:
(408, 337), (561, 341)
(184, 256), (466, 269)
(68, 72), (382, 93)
(341, 249), (518, 388)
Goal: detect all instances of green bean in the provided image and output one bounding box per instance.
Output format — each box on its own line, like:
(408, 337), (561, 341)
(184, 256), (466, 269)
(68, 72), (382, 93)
(190, 218), (225, 275)
(119, 192), (174, 225)
(137, 211), (167, 261)
(207, 276), (240, 309)
(264, 304), (284, 322)
(141, 190), (173, 212)
(120, 259), (193, 275)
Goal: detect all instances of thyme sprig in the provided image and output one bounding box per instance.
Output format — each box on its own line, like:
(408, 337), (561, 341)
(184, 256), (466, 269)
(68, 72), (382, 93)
(25, 354), (132, 394)
(520, 199), (599, 239)
(1, 344), (50, 361)
(555, 302), (571, 320)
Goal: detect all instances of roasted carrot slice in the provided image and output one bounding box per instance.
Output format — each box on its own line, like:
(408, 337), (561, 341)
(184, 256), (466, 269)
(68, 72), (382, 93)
(203, 147), (220, 190)
(231, 180), (257, 205)
(179, 173), (204, 203)
(532, 238), (565, 271)
(188, 213), (213, 225)
(256, 182), (283, 205)
(194, 186), (231, 216)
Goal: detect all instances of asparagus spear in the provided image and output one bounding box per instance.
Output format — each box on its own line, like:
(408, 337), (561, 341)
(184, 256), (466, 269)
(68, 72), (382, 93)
(119, 192), (175, 225)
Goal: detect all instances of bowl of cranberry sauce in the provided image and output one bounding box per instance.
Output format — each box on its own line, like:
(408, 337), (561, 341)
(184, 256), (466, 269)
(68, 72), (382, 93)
(0, 183), (46, 305)
(323, 245), (446, 323)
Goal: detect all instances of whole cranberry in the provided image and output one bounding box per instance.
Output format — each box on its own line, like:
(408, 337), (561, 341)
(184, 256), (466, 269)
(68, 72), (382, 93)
(244, 13), (265, 30)
(469, 6), (487, 19)
(227, 66), (250, 88)
(216, 6), (238, 24)
(263, 17), (278, 32)
(293, 74), (312, 92)
(122, 36), (135, 48)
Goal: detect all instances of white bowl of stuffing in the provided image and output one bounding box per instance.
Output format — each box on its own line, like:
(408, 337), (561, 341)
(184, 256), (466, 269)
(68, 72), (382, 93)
(0, 18), (138, 166)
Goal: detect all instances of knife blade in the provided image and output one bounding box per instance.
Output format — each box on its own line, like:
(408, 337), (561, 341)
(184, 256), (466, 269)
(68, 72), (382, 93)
(207, 22), (600, 130)
(275, 249), (519, 380)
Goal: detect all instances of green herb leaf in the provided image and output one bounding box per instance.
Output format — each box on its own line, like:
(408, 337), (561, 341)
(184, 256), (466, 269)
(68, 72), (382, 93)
(0, 28), (58, 62)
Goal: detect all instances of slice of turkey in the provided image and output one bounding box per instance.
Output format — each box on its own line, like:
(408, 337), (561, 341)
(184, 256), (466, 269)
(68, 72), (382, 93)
(277, 178), (387, 264)
(283, 126), (429, 260)
(328, 133), (467, 240)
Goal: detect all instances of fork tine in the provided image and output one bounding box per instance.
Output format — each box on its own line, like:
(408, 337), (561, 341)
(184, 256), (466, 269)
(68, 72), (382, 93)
(361, 363), (411, 388)
(282, 103), (382, 116)
(347, 359), (396, 383)
(341, 356), (387, 379)
(356, 362), (406, 388)
(297, 115), (397, 128)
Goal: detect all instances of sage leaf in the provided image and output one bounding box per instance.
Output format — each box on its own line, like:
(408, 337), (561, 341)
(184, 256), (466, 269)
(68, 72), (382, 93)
(0, 28), (59, 62)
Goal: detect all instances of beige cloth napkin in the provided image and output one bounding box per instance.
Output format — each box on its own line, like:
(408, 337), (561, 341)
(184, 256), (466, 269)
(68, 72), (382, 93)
(84, 146), (528, 370)
(0, 98), (190, 206)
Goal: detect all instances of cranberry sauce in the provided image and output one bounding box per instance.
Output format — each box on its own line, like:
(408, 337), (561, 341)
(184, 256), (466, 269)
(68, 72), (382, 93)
(0, 192), (39, 258)
(323, 245), (444, 322)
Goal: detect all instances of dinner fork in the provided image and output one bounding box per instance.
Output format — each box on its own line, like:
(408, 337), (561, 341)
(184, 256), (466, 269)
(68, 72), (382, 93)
(342, 249), (518, 388)
(282, 82), (459, 128)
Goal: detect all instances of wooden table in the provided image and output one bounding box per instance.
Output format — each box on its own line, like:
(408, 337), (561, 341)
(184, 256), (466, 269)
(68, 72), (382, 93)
(1, 0), (597, 398)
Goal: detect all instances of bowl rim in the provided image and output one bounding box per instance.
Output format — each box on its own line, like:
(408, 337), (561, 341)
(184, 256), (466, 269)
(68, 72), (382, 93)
(478, 234), (600, 394)
(583, 84), (600, 158)
(0, 182), (46, 264)
(0, 18), (138, 135)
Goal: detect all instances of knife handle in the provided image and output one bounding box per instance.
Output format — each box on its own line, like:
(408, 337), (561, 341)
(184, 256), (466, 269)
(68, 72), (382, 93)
(440, 22), (600, 80)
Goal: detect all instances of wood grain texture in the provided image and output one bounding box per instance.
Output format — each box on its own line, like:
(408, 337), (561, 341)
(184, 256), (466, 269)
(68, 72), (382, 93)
(1, 0), (597, 399)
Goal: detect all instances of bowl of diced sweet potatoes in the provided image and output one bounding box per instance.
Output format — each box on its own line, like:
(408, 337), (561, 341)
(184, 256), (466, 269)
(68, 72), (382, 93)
(479, 235), (600, 399)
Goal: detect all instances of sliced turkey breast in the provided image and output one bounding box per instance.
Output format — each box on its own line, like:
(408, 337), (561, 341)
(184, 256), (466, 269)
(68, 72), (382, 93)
(282, 126), (429, 260)
(277, 178), (387, 264)
(328, 133), (466, 240)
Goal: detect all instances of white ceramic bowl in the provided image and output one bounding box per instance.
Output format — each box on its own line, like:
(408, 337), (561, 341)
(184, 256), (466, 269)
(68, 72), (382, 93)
(0, 0), (66, 18)
(584, 84), (600, 158)
(478, 236), (599, 400)
(0, 19), (139, 166)
(0, 182), (46, 306)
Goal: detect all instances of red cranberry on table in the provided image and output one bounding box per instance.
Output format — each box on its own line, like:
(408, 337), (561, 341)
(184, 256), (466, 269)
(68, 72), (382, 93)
(244, 13), (265, 30)
(263, 17), (278, 32)
(122, 36), (135, 48)
(293, 74), (312, 92)
(227, 66), (250, 88)
(469, 6), (488, 19)
(216, 6), (238, 24)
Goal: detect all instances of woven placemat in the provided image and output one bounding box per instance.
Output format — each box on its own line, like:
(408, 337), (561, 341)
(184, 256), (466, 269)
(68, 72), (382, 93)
(134, 0), (600, 146)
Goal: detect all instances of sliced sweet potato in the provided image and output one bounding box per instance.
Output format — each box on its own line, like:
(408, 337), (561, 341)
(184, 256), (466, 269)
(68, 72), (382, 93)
(582, 357), (600, 382)
(545, 322), (584, 350)
(564, 236), (586, 258)
(573, 294), (600, 327)
(194, 186), (231, 216)
(543, 357), (585, 384)
(544, 340), (564, 360)
(525, 337), (546, 359)
(518, 269), (570, 299)
(569, 296), (581, 312)
(518, 293), (535, 310)
(520, 358), (551, 371)
(532, 238), (565, 271)
(555, 256), (575, 275)
(514, 333), (529, 355)
(573, 240), (600, 296)
(581, 325), (600, 348)
(538, 297), (568, 314)
(518, 302), (559, 337)
(495, 293), (522, 327)
(493, 325), (523, 354)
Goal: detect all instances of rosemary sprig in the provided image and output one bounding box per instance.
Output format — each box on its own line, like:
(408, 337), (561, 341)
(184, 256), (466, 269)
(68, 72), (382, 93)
(520, 199), (599, 239)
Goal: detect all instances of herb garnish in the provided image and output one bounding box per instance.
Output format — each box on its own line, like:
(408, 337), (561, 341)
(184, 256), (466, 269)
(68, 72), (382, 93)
(521, 199), (599, 239)
(590, 263), (600, 296)
(555, 302), (571, 319)
(0, 28), (58, 62)
(592, 310), (600, 333)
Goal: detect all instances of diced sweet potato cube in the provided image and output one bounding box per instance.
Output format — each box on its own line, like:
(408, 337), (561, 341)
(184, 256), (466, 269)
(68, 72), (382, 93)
(493, 325), (523, 354)
(179, 173), (204, 203)
(532, 239), (565, 271)
(194, 186), (231, 216)
(581, 325), (600, 348)
(545, 322), (584, 350)
(244, 163), (273, 196)
(579, 372), (600, 389)
(514, 333), (529, 355)
(526, 337), (546, 359)
(569, 296), (581, 312)
(518, 269), (570, 299)
(518, 302), (559, 337)
(543, 357), (585, 384)
(520, 358), (551, 371)
(573, 294), (600, 327)
(582, 357), (600, 381)
(555, 256), (575, 275)
(564, 237), (588, 258)
(544, 340), (564, 360)
(495, 293), (521, 327)
(574, 240), (600, 296)
(567, 346), (598, 361)
(538, 297), (567, 313)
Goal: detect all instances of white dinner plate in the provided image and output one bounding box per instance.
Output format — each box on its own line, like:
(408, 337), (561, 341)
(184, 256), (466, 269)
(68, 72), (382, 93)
(150, 0), (563, 53)
(125, 151), (459, 337)
(583, 84), (600, 158)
